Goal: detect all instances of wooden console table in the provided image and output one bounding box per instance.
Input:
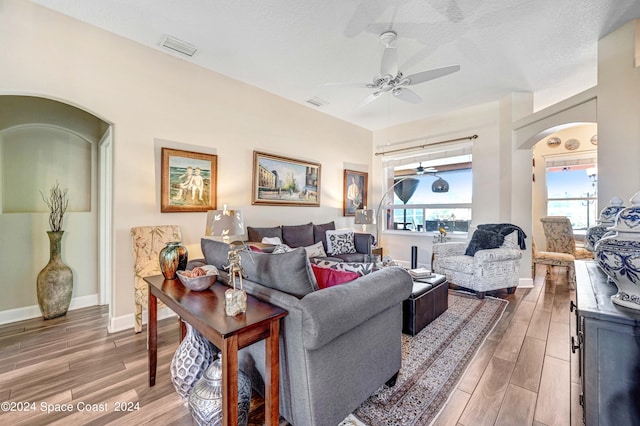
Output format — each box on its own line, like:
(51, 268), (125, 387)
(145, 275), (287, 426)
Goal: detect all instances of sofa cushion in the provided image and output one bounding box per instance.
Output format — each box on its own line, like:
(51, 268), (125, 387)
(240, 248), (318, 297)
(311, 264), (359, 289)
(201, 238), (230, 270)
(247, 226), (282, 243)
(464, 229), (505, 256)
(439, 254), (475, 275)
(326, 230), (357, 255)
(282, 223), (314, 248)
(313, 221), (336, 251)
(272, 244), (294, 254)
(312, 259), (373, 276)
(304, 241), (327, 258)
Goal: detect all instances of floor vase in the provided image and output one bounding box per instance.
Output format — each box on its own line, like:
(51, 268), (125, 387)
(36, 231), (73, 320)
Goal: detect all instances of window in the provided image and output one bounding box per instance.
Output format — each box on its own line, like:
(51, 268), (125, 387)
(546, 163), (597, 231)
(381, 153), (472, 233)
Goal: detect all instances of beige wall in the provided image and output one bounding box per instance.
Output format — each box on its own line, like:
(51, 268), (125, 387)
(0, 1), (371, 328)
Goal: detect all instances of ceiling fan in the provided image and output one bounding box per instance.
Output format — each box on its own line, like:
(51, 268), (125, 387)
(329, 31), (460, 108)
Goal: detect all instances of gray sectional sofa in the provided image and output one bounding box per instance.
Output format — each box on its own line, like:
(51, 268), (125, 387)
(247, 221), (375, 263)
(194, 238), (413, 426)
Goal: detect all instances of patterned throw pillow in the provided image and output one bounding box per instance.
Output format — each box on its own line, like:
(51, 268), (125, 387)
(312, 259), (373, 276)
(325, 230), (357, 255)
(272, 244), (294, 254)
(304, 241), (327, 258)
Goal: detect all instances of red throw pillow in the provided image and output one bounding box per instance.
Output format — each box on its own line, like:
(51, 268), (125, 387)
(249, 245), (264, 253)
(311, 264), (359, 289)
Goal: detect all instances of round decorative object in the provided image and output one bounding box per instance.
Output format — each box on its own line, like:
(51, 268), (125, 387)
(595, 191), (640, 310)
(590, 134), (598, 145)
(188, 353), (251, 426)
(177, 265), (218, 291)
(170, 323), (216, 401)
(37, 231), (73, 320)
(159, 241), (188, 279)
(564, 138), (580, 150)
(546, 137), (561, 147)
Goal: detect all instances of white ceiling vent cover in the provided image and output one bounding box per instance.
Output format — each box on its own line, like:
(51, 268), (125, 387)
(160, 35), (197, 57)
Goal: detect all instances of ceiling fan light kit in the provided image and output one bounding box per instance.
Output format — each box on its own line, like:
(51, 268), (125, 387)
(330, 30), (461, 108)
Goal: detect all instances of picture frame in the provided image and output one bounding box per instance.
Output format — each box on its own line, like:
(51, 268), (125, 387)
(343, 169), (368, 216)
(161, 147), (217, 213)
(252, 151), (320, 206)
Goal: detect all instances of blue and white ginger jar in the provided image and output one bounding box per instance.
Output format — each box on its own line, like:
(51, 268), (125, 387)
(595, 191), (640, 310)
(585, 196), (625, 251)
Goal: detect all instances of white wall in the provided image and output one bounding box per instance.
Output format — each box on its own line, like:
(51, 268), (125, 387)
(0, 1), (371, 327)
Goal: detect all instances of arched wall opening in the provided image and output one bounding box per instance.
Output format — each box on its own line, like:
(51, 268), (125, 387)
(0, 95), (112, 323)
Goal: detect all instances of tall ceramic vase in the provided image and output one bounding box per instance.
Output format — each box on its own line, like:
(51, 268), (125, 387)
(36, 231), (73, 320)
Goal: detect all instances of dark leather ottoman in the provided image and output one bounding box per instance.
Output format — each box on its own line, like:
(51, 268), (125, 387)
(402, 274), (448, 336)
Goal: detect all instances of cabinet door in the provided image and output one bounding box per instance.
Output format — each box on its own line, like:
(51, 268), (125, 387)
(583, 317), (640, 425)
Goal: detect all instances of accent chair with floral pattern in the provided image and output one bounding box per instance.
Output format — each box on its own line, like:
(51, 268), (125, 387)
(130, 225), (182, 333)
(536, 216), (593, 289)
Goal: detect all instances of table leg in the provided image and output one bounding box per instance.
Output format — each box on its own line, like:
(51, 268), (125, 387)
(222, 335), (239, 426)
(265, 319), (280, 426)
(148, 290), (158, 387)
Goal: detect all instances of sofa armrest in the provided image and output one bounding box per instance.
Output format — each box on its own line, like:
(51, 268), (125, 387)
(474, 247), (523, 263)
(300, 267), (413, 350)
(432, 242), (467, 256)
(354, 233), (374, 255)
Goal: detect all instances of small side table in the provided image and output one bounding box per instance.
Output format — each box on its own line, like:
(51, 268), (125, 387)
(372, 247), (383, 257)
(145, 275), (287, 426)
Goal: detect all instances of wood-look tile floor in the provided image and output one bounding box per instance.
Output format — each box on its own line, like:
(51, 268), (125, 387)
(0, 265), (581, 425)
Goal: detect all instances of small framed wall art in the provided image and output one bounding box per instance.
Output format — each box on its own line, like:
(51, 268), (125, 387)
(252, 151), (321, 206)
(161, 147), (217, 212)
(343, 169), (368, 216)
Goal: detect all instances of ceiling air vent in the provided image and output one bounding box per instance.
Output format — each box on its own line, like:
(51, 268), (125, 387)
(160, 35), (197, 57)
(306, 97), (328, 107)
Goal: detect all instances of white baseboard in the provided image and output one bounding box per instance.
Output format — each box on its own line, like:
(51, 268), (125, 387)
(518, 277), (534, 288)
(108, 307), (178, 333)
(0, 294), (99, 325)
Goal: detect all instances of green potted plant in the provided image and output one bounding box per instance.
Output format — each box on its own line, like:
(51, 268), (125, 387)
(36, 183), (73, 319)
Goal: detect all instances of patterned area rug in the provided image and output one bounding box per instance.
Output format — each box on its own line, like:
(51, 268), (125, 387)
(340, 291), (508, 426)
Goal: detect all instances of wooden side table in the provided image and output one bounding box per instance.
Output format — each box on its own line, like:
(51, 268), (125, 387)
(145, 275), (287, 426)
(372, 246), (383, 257)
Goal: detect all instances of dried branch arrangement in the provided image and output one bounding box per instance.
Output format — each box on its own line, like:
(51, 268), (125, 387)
(40, 183), (69, 232)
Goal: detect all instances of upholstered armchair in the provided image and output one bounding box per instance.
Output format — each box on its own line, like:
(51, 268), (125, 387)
(130, 225), (182, 333)
(535, 216), (593, 289)
(433, 228), (523, 298)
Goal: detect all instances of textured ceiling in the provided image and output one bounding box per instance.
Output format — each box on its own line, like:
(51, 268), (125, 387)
(32, 0), (640, 130)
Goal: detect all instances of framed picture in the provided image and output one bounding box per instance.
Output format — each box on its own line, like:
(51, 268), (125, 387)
(161, 147), (217, 212)
(343, 169), (367, 216)
(252, 151), (320, 206)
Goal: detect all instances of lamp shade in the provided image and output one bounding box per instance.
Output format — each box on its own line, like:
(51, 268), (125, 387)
(354, 208), (376, 225)
(205, 208), (244, 239)
(431, 177), (449, 193)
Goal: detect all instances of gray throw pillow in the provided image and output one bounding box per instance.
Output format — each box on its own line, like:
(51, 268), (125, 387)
(313, 221), (336, 251)
(282, 223), (314, 248)
(247, 226), (282, 243)
(201, 238), (230, 270)
(240, 248), (317, 297)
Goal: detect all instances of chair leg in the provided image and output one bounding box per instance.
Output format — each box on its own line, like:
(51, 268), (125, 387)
(507, 286), (516, 294)
(568, 263), (576, 290)
(386, 371), (399, 387)
(476, 291), (485, 299)
(135, 301), (143, 333)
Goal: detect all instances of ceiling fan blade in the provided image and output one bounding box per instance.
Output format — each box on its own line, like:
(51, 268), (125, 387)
(393, 88), (421, 104)
(404, 65), (461, 85)
(356, 92), (383, 109)
(324, 82), (372, 89)
(380, 46), (398, 77)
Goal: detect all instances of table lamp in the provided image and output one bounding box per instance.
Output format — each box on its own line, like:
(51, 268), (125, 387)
(354, 207), (376, 233)
(205, 205), (247, 316)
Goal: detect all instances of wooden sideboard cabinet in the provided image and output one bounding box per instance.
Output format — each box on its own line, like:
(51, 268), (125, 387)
(573, 261), (640, 426)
